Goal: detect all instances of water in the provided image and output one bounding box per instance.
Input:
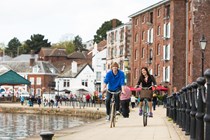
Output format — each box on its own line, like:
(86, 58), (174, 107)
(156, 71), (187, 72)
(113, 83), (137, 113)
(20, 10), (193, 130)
(0, 113), (88, 140)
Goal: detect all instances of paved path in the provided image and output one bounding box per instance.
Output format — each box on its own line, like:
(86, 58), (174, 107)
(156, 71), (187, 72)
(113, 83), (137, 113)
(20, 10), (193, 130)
(0, 103), (190, 140)
(55, 106), (189, 140)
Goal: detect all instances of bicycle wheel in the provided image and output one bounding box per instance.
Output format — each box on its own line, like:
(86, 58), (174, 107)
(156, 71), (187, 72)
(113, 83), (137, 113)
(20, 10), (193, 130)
(143, 101), (147, 127)
(110, 103), (116, 128)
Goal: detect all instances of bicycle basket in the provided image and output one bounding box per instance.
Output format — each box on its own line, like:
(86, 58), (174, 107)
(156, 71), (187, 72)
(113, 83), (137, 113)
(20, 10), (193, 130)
(140, 90), (153, 98)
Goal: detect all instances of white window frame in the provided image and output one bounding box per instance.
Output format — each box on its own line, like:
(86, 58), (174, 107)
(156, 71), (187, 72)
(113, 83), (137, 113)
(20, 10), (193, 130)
(147, 28), (153, 43)
(36, 77), (41, 85)
(163, 23), (170, 39)
(163, 66), (170, 82)
(163, 44), (170, 60)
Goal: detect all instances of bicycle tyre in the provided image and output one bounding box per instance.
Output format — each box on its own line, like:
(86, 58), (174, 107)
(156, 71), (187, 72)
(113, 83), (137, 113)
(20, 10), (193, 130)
(110, 103), (116, 128)
(143, 101), (147, 127)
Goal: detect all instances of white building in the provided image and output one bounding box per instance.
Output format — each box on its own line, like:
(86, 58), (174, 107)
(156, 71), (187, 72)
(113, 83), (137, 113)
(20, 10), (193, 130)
(106, 21), (132, 71)
(55, 61), (95, 96)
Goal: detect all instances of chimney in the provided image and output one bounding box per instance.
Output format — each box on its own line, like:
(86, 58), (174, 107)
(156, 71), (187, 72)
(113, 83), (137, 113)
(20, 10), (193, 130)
(30, 50), (35, 66)
(112, 19), (117, 29)
(72, 61), (77, 73)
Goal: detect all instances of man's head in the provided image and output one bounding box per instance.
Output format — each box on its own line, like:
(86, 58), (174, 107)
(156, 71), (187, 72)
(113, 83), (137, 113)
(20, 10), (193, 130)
(111, 62), (119, 68)
(111, 62), (119, 74)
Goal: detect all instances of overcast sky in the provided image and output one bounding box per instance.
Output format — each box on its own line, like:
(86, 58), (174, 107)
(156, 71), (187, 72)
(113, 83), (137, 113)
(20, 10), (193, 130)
(0, 0), (161, 45)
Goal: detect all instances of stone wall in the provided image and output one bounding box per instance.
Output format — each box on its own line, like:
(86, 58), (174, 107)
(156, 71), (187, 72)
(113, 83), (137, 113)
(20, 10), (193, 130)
(0, 106), (106, 120)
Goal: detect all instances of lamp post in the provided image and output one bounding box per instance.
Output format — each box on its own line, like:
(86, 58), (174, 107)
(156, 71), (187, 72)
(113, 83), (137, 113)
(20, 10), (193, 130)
(57, 80), (59, 97)
(124, 58), (129, 84)
(200, 35), (207, 77)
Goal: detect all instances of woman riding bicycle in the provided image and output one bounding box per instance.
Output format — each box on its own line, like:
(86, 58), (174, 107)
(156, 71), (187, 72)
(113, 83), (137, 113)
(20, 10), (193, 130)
(135, 67), (156, 117)
(102, 62), (126, 121)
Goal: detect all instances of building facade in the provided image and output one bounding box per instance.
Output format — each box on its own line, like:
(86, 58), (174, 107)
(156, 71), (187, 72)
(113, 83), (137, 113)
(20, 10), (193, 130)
(106, 22), (132, 85)
(129, 0), (210, 93)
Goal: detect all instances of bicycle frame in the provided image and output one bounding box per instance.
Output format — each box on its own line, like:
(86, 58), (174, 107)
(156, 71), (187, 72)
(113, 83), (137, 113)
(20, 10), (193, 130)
(108, 90), (121, 128)
(143, 98), (149, 127)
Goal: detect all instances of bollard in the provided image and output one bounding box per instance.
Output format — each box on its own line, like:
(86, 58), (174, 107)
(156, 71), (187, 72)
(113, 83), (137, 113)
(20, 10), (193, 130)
(176, 91), (181, 127)
(181, 87), (186, 131)
(172, 93), (177, 123)
(185, 84), (191, 135)
(204, 69), (210, 140)
(190, 82), (197, 140)
(196, 77), (206, 140)
(166, 96), (170, 117)
(40, 131), (54, 140)
(176, 92), (180, 126)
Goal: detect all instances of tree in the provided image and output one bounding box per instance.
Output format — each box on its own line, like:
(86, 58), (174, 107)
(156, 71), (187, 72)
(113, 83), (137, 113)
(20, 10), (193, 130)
(5, 37), (21, 57)
(52, 41), (76, 54)
(93, 19), (122, 43)
(73, 35), (85, 52)
(25, 34), (51, 53)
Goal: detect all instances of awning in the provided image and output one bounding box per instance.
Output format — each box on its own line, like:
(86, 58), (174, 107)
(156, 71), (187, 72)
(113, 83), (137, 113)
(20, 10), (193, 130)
(0, 70), (31, 85)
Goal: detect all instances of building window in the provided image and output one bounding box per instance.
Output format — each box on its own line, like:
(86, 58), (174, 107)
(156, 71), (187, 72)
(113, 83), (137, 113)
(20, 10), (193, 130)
(163, 22), (170, 39)
(157, 64), (160, 76)
(135, 33), (139, 42)
(165, 5), (170, 18)
(135, 68), (138, 79)
(157, 44), (161, 55)
(64, 79), (70, 87)
(30, 77), (34, 85)
(142, 47), (145, 58)
(135, 49), (138, 60)
(147, 28), (153, 44)
(36, 77), (41, 85)
(149, 12), (153, 24)
(163, 44), (170, 60)
(149, 49), (153, 63)
(142, 31), (145, 40)
(157, 26), (161, 36)
(188, 62), (191, 76)
(157, 9), (161, 17)
(135, 18), (139, 25)
(36, 88), (41, 97)
(163, 66), (170, 82)
(82, 79), (88, 87)
(142, 15), (145, 23)
(149, 69), (153, 75)
(96, 72), (101, 81)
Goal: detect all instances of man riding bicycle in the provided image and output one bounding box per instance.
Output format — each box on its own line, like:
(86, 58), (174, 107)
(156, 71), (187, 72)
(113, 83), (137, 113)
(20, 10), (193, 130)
(135, 67), (157, 117)
(102, 62), (126, 121)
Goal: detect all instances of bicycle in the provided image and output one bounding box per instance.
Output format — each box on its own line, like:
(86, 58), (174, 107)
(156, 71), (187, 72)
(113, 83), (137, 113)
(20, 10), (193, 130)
(107, 90), (121, 128)
(139, 86), (154, 127)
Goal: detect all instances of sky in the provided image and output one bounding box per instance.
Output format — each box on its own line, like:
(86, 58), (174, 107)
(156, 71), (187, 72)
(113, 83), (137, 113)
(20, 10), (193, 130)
(0, 0), (161, 46)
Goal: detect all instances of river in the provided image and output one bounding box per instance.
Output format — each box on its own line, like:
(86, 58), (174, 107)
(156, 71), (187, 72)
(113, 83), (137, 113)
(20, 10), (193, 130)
(0, 113), (89, 140)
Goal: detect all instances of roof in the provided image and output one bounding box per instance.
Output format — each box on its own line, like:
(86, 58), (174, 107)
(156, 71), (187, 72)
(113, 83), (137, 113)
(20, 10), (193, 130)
(0, 61), (59, 74)
(0, 70), (31, 85)
(128, 0), (169, 18)
(58, 63), (93, 78)
(12, 54), (39, 61)
(41, 48), (67, 57)
(68, 51), (87, 59)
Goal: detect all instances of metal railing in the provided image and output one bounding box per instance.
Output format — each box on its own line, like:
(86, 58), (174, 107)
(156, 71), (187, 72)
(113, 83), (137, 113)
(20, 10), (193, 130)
(166, 69), (210, 140)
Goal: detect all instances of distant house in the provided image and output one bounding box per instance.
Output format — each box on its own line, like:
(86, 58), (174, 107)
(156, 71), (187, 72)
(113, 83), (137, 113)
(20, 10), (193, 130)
(55, 61), (95, 96)
(38, 48), (92, 72)
(0, 52), (58, 97)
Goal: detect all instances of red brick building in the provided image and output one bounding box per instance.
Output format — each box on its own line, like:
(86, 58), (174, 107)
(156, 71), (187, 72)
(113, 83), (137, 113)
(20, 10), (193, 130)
(129, 0), (210, 93)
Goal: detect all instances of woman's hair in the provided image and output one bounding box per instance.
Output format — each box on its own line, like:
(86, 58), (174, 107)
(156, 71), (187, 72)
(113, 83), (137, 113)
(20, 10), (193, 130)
(139, 67), (151, 81)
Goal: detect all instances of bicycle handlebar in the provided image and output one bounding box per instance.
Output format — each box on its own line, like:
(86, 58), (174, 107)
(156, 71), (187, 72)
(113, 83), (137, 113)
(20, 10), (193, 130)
(107, 90), (121, 94)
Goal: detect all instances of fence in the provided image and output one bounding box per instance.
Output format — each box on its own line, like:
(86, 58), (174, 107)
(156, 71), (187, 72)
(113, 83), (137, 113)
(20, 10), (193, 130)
(166, 69), (210, 140)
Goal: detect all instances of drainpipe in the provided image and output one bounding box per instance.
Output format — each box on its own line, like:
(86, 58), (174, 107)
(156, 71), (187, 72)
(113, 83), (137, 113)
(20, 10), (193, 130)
(185, 0), (189, 86)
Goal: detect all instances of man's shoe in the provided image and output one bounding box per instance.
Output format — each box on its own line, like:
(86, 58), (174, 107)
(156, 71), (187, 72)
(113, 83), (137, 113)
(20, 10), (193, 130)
(106, 115), (110, 121)
(116, 111), (120, 115)
(149, 112), (153, 117)
(139, 109), (143, 116)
